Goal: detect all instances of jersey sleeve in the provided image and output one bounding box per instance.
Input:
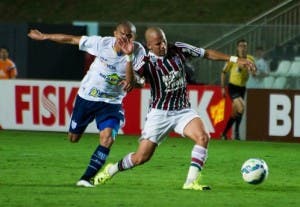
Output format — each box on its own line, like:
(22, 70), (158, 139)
(132, 43), (147, 71)
(222, 62), (233, 73)
(247, 55), (255, 63)
(79, 36), (103, 56)
(8, 59), (16, 70)
(174, 42), (206, 58)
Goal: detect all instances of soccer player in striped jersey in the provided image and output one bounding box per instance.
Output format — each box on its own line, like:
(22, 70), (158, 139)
(220, 39), (256, 140)
(28, 21), (146, 187)
(94, 27), (256, 190)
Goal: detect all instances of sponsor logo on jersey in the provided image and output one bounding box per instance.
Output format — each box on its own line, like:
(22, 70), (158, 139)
(99, 73), (122, 85)
(88, 87), (116, 99)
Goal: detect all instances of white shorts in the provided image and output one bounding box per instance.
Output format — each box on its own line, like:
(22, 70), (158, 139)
(140, 108), (201, 145)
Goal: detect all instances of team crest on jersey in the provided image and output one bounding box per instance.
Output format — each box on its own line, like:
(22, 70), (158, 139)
(162, 70), (185, 92)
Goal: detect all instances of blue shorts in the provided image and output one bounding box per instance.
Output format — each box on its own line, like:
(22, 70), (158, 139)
(69, 95), (124, 136)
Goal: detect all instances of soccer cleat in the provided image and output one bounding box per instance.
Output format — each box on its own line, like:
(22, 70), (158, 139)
(182, 173), (211, 191)
(221, 133), (227, 140)
(76, 179), (94, 187)
(234, 132), (241, 140)
(182, 181), (211, 191)
(94, 163), (113, 185)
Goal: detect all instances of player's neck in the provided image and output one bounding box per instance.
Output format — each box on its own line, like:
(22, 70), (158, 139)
(113, 45), (123, 56)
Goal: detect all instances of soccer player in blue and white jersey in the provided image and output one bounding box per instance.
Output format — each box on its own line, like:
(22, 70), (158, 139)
(94, 27), (256, 190)
(28, 21), (146, 187)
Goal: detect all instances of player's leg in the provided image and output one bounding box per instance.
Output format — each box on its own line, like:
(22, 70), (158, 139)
(94, 108), (169, 185)
(221, 102), (237, 139)
(180, 116), (211, 190)
(232, 97), (245, 140)
(221, 84), (241, 140)
(94, 140), (157, 185)
(77, 103), (123, 187)
(78, 127), (116, 184)
(68, 96), (94, 143)
(123, 139), (157, 167)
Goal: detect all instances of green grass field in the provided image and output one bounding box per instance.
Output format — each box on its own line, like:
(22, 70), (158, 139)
(0, 130), (299, 207)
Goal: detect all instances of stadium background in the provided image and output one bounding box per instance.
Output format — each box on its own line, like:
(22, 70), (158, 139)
(0, 2), (300, 207)
(0, 0), (299, 142)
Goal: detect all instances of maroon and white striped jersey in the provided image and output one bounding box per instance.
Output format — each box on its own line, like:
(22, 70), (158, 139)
(135, 42), (205, 111)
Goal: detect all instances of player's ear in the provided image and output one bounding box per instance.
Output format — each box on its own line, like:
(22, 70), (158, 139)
(114, 30), (118, 37)
(132, 33), (137, 41)
(147, 42), (152, 50)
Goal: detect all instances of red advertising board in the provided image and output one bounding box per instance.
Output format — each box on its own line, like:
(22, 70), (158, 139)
(122, 84), (232, 139)
(0, 80), (232, 139)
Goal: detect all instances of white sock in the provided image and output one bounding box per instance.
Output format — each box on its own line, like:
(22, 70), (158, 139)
(185, 166), (199, 185)
(184, 145), (208, 185)
(108, 152), (134, 176)
(108, 163), (119, 176)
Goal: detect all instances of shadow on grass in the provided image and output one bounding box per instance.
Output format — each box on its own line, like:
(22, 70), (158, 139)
(0, 183), (81, 188)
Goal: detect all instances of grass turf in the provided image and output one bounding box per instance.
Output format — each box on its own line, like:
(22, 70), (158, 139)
(0, 130), (299, 207)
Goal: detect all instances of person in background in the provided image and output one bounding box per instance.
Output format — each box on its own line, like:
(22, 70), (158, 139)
(94, 27), (256, 190)
(0, 46), (18, 79)
(28, 20), (146, 187)
(220, 39), (256, 140)
(247, 46), (270, 88)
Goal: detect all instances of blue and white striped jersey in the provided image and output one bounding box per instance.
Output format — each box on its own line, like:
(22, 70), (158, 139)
(78, 35), (146, 104)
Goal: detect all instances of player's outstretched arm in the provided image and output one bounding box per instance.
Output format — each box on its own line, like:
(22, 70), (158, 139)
(27, 29), (81, 45)
(204, 49), (256, 73)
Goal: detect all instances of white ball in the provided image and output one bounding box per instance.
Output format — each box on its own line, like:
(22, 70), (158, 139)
(241, 158), (268, 184)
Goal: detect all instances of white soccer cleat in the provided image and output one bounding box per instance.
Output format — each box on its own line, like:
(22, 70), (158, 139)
(76, 179), (94, 187)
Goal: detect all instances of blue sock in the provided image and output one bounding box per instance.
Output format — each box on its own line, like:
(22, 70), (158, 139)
(80, 145), (110, 181)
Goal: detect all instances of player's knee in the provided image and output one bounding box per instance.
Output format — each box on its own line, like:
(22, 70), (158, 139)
(100, 136), (114, 147)
(238, 107), (244, 114)
(100, 130), (115, 147)
(195, 133), (209, 146)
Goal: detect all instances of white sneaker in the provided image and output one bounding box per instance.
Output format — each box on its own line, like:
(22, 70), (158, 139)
(76, 179), (94, 187)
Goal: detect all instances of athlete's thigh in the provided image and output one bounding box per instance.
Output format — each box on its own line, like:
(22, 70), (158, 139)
(69, 96), (96, 134)
(232, 97), (245, 113)
(141, 109), (172, 144)
(173, 108), (201, 137)
(95, 103), (124, 131)
(183, 117), (209, 143)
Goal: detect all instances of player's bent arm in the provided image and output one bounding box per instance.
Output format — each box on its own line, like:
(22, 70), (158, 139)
(125, 59), (135, 84)
(204, 49), (244, 63)
(28, 29), (81, 45)
(204, 49), (231, 62)
(220, 72), (227, 97)
(205, 49), (257, 72)
(220, 72), (226, 88)
(43, 33), (81, 45)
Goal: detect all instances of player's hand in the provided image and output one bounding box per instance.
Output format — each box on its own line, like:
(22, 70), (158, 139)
(237, 58), (257, 74)
(116, 37), (134, 55)
(221, 87), (226, 97)
(119, 79), (134, 92)
(28, 29), (46, 41)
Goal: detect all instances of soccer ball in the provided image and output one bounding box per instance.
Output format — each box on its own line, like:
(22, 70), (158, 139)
(241, 158), (268, 184)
